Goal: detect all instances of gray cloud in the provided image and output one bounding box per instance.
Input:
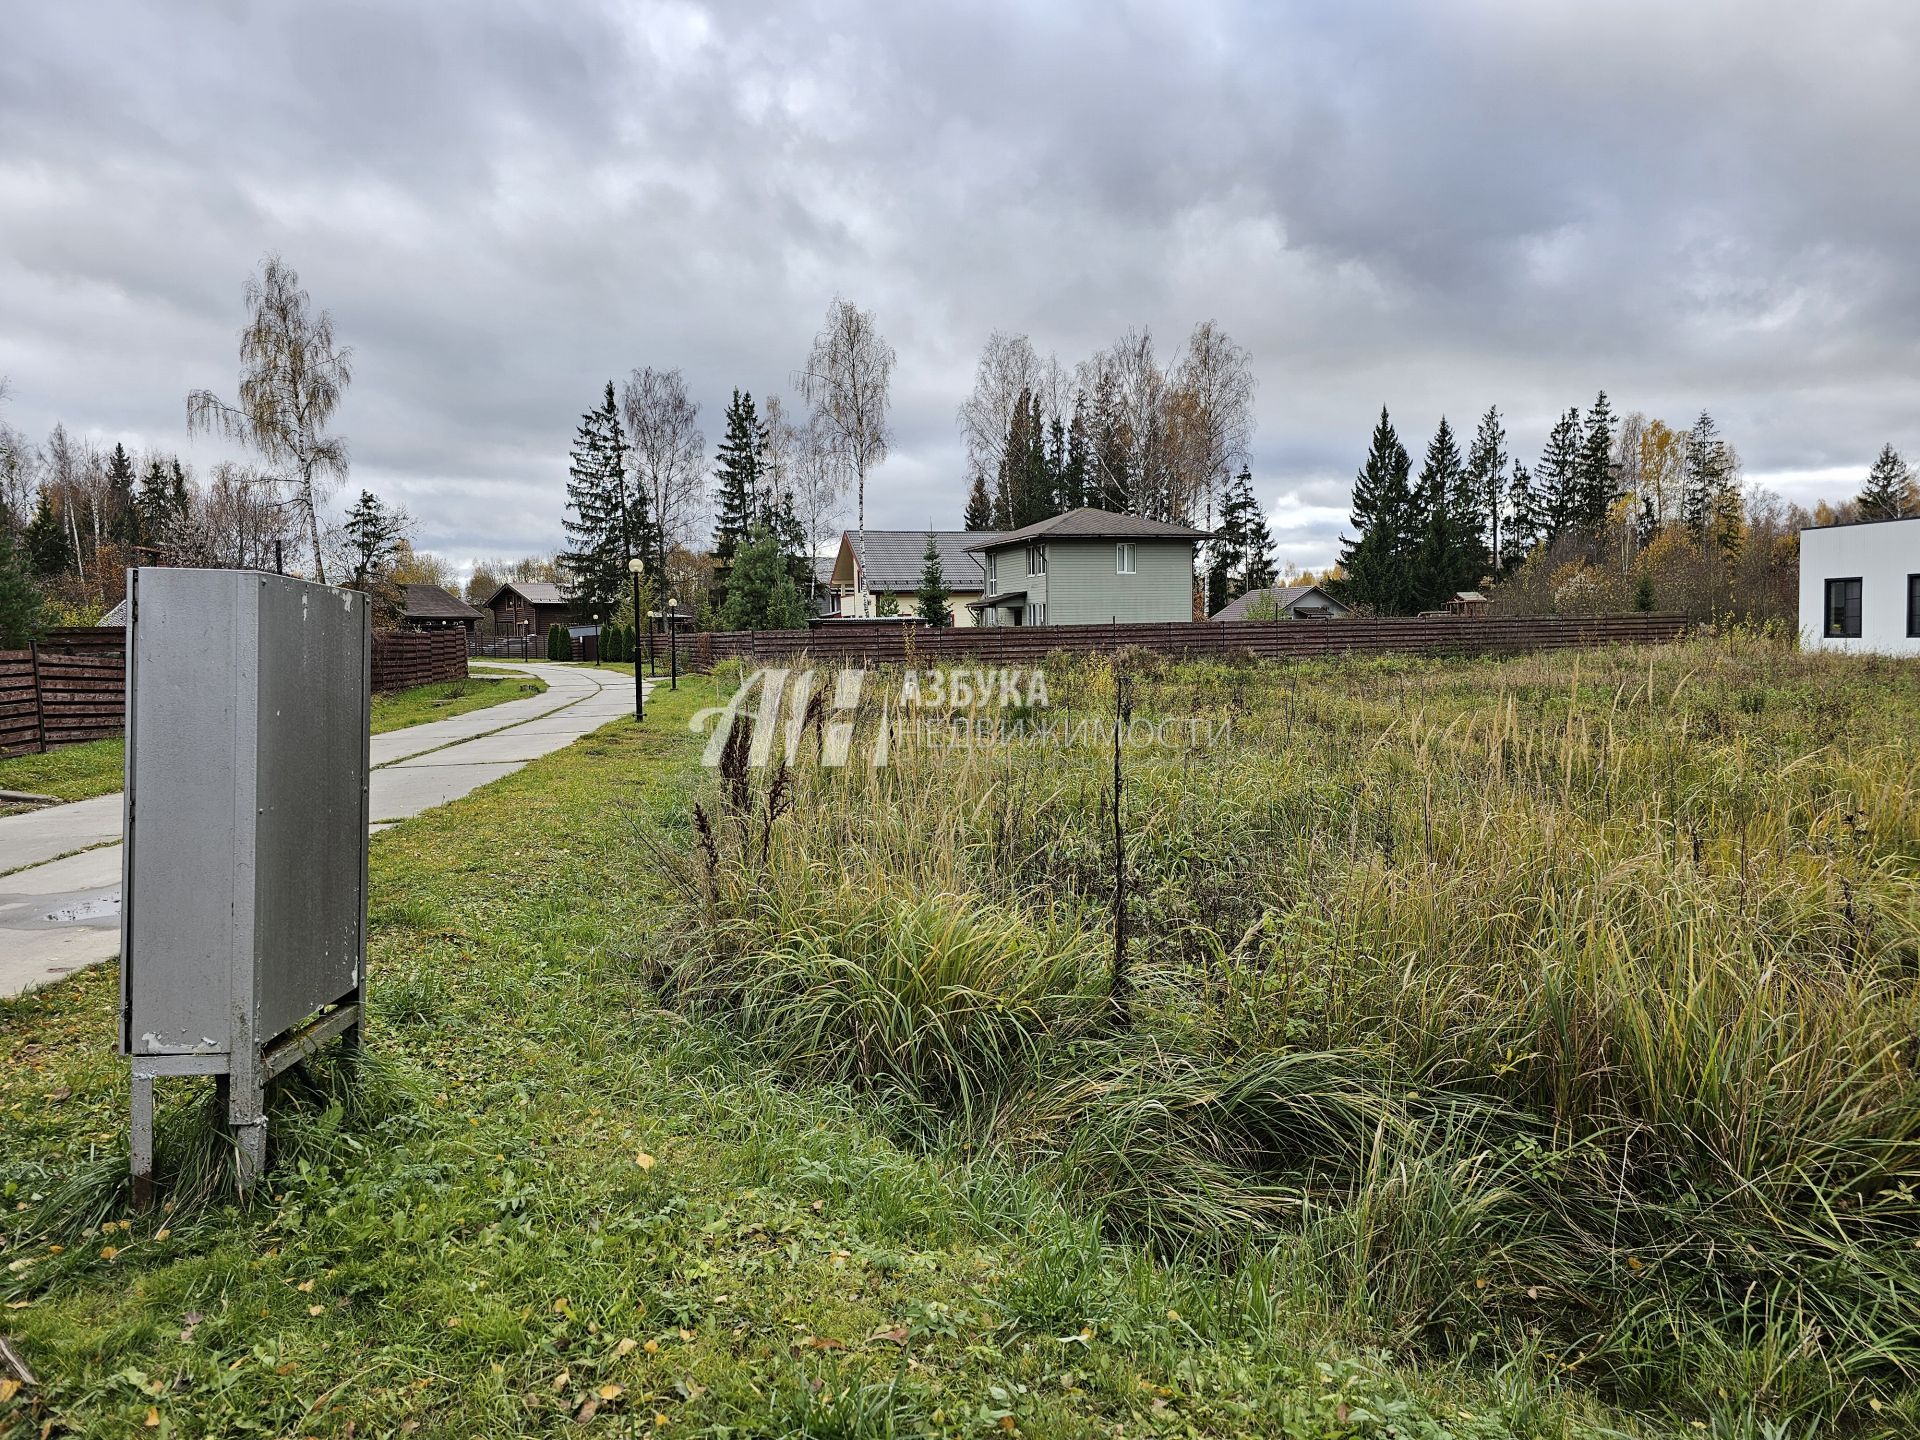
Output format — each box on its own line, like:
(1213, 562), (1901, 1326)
(3, 0), (1915, 573)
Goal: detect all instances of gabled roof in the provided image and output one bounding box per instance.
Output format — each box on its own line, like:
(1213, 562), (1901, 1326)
(402, 583), (482, 621)
(832, 531), (1003, 592)
(1211, 584), (1346, 621)
(482, 580), (572, 608)
(963, 507), (1212, 551)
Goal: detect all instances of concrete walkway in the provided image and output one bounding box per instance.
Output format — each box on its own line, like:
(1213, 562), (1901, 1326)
(0, 663), (651, 1000)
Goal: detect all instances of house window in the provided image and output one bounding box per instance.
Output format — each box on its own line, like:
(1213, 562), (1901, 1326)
(1116, 543), (1136, 575)
(987, 553), (998, 596)
(1825, 577), (1862, 638)
(1027, 544), (1047, 576)
(1909, 574), (1920, 637)
(1031, 602), (1046, 625)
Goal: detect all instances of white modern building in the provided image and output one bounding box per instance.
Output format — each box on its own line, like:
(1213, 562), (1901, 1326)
(1798, 516), (1920, 656)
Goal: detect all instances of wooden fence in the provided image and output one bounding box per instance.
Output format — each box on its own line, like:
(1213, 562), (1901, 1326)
(0, 627), (468, 756)
(689, 613), (1690, 672)
(0, 629), (128, 755)
(371, 630), (469, 693)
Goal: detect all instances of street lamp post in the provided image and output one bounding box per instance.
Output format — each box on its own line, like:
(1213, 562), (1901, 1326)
(626, 557), (645, 722)
(669, 597), (679, 690)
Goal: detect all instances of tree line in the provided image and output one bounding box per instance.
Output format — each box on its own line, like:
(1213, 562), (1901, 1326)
(1339, 394), (1917, 621)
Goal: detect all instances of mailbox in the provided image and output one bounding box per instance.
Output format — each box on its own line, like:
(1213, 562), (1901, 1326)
(120, 568), (371, 1195)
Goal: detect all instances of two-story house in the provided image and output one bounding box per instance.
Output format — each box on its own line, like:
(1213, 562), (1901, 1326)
(963, 508), (1211, 626)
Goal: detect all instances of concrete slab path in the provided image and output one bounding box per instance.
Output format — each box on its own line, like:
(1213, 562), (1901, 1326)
(0, 662), (652, 999)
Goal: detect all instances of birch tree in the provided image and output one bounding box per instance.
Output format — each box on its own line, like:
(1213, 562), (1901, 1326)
(620, 366), (705, 579)
(187, 254), (352, 581)
(798, 297), (893, 607)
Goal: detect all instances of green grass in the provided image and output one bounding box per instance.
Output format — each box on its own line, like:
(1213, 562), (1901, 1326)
(0, 674), (550, 807)
(0, 674), (1644, 1438)
(367, 674), (548, 735)
(655, 633), (1920, 1436)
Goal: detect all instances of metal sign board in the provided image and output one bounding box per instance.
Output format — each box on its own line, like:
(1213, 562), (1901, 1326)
(120, 568), (371, 1196)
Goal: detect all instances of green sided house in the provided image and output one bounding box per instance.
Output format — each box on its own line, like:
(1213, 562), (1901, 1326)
(964, 508), (1211, 626)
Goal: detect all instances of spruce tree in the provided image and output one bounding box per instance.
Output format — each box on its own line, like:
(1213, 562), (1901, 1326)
(710, 389), (765, 611)
(0, 524), (44, 648)
(1061, 399), (1090, 512)
(915, 531), (953, 627)
(1504, 462), (1541, 565)
(564, 381), (649, 618)
(963, 472), (994, 530)
(1575, 391), (1617, 528)
(137, 459), (177, 547)
(1681, 411), (1729, 538)
(1340, 407), (1417, 614)
(1207, 467), (1275, 611)
(719, 524), (806, 631)
(1537, 408), (1583, 543)
(25, 492), (69, 577)
(1408, 417), (1473, 611)
(1465, 406), (1508, 569)
(1856, 443), (1918, 520)
(105, 443), (139, 548)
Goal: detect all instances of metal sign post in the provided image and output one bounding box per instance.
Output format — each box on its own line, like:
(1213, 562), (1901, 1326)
(121, 569), (372, 1200)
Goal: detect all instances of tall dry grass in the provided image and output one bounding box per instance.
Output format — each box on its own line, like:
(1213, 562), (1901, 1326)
(647, 632), (1920, 1432)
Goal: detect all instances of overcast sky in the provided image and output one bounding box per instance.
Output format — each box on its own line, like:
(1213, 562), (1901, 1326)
(3, 1), (1915, 576)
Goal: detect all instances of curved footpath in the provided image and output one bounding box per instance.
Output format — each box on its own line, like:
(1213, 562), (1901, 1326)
(0, 663), (649, 999)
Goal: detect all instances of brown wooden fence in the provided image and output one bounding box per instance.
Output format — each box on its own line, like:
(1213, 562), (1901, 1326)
(371, 630), (469, 693)
(689, 613), (1690, 672)
(0, 629), (129, 756)
(0, 627), (468, 756)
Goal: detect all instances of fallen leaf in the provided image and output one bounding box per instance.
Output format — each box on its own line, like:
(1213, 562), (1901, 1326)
(869, 1326), (910, 1345)
(552, 1370), (571, 1392)
(308, 1305), (325, 1316)
(804, 1336), (846, 1351)
(48, 1088), (71, 1102)
(0, 1379), (20, 1403)
(615, 1338), (639, 1357)
(145, 1407), (160, 1428)
(153, 1229), (170, 1242)
(296, 1280), (315, 1293)
(653, 1414), (669, 1428)
(574, 1398), (599, 1424)
(634, 1152), (655, 1171)
(100, 1246), (119, 1260)
(642, 1339), (659, 1355)
(597, 1384), (623, 1402)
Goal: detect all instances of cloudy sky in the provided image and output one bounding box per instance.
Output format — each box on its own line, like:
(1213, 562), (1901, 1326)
(3, 0), (1915, 576)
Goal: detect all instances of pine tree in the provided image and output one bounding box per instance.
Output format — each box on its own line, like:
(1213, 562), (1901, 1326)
(105, 443), (139, 548)
(1856, 443), (1918, 520)
(1574, 391), (1617, 529)
(719, 524), (806, 631)
(710, 389), (765, 611)
(916, 531), (953, 627)
(564, 381), (650, 618)
(1465, 406), (1508, 570)
(137, 459), (180, 548)
(1537, 408), (1583, 542)
(0, 523), (44, 648)
(963, 472), (994, 530)
(1340, 407), (1417, 614)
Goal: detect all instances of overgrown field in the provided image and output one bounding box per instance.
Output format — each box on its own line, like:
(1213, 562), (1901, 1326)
(4, 676), (1622, 1439)
(653, 633), (1920, 1436)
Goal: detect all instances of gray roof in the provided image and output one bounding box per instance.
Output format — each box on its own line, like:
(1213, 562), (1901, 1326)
(98, 597), (129, 626)
(964, 507), (1211, 551)
(483, 580), (571, 607)
(402, 583), (482, 620)
(1211, 584), (1345, 621)
(835, 530), (1003, 592)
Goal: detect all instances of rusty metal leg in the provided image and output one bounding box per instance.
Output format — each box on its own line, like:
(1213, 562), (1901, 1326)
(130, 1068), (155, 1209)
(228, 1056), (266, 1195)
